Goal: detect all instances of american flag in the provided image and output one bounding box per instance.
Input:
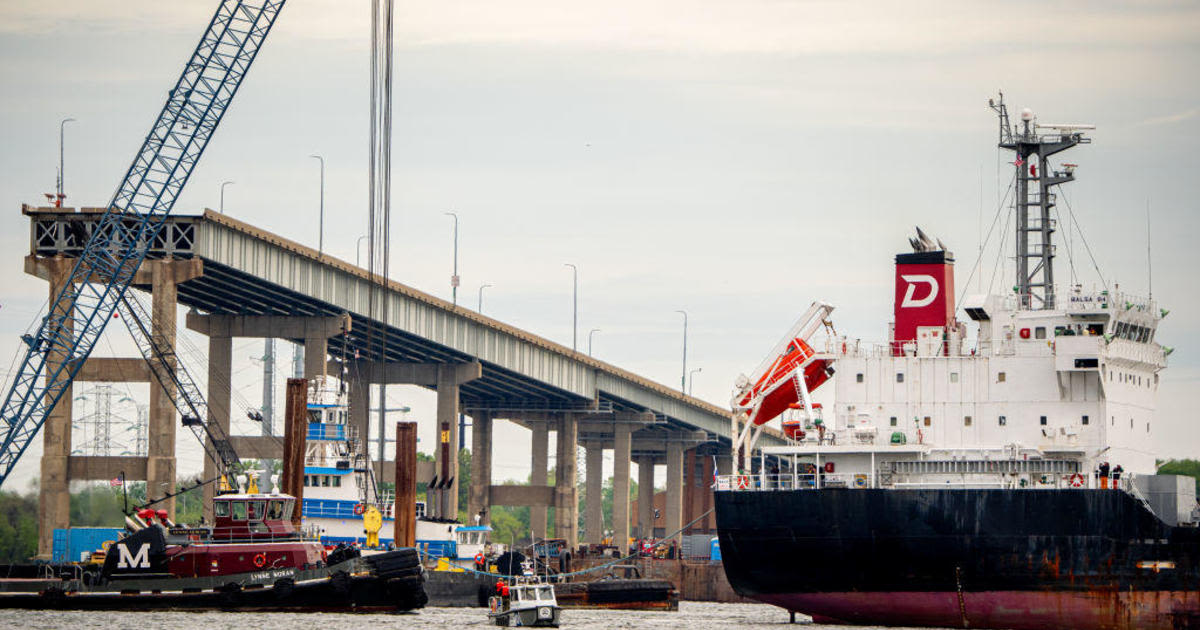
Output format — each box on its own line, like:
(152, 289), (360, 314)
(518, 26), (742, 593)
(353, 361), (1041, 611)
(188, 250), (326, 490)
(109, 476), (123, 488)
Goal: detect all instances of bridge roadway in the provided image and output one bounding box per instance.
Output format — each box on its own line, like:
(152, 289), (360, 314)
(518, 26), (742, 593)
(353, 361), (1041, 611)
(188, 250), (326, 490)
(24, 205), (782, 551)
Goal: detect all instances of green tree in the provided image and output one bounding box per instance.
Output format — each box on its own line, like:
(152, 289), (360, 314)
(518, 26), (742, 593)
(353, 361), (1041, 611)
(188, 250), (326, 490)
(0, 491), (38, 563)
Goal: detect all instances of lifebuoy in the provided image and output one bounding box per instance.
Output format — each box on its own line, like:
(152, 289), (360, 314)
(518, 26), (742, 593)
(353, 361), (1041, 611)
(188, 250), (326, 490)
(823, 462), (835, 474)
(1069, 473), (1085, 488)
(353, 503), (366, 515)
(474, 553), (485, 566)
(253, 553), (267, 568)
(734, 475), (751, 490)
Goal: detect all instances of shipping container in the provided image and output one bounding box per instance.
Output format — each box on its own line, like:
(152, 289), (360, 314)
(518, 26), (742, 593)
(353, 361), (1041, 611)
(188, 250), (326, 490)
(51, 527), (124, 564)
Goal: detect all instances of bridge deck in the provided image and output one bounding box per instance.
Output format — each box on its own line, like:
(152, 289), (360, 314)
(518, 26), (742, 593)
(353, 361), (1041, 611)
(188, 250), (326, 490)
(26, 206), (781, 446)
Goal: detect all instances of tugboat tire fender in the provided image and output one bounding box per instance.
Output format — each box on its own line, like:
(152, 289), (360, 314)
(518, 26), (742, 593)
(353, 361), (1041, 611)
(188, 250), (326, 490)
(330, 570), (352, 596)
(273, 577), (295, 600)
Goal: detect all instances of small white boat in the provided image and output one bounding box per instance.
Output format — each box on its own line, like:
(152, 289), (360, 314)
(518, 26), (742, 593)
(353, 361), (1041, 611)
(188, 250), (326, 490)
(487, 562), (562, 627)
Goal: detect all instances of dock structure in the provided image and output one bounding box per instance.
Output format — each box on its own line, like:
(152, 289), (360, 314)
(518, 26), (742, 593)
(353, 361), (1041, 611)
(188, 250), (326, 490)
(23, 205), (782, 554)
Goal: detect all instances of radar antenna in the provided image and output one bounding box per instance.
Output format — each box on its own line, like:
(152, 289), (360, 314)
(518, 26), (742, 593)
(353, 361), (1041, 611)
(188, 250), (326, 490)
(989, 93), (1092, 310)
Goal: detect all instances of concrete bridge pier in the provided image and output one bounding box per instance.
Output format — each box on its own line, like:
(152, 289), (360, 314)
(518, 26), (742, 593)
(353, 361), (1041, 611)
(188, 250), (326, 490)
(344, 361), (481, 520)
(635, 454), (657, 539)
(530, 421), (549, 540)
(468, 411), (492, 525)
(612, 424), (632, 550)
(554, 413), (579, 550)
(26, 255), (200, 555)
(584, 441), (603, 545)
(186, 312), (351, 521)
(665, 440), (684, 546)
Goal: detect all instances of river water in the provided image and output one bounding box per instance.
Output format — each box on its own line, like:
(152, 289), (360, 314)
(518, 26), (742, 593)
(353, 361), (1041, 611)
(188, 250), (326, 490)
(0, 602), (929, 629)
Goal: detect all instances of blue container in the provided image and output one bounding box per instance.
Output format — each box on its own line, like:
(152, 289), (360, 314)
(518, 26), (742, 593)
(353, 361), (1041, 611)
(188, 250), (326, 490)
(52, 527), (125, 564)
(710, 537), (722, 563)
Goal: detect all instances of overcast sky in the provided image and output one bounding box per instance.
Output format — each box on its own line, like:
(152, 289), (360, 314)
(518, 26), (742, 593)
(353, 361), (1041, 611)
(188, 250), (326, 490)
(1, 1), (1197, 489)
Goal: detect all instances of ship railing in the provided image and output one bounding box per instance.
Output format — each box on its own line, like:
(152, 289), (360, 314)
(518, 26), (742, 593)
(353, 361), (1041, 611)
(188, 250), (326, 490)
(715, 472), (872, 491)
(827, 337), (1003, 359)
(1120, 474), (1156, 514)
(208, 527), (307, 543)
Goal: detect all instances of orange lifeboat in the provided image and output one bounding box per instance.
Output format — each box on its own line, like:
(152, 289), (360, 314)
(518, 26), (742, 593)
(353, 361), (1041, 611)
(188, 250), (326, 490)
(737, 338), (833, 427)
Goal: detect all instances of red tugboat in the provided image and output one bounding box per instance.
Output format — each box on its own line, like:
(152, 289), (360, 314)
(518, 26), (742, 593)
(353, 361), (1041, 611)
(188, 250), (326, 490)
(0, 478), (426, 611)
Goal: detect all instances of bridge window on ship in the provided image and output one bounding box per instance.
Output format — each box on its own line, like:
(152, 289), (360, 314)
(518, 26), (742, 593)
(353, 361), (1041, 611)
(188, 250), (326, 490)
(249, 501), (265, 521)
(1035, 327), (1046, 339)
(268, 500), (285, 520)
(214, 500), (230, 517)
(232, 501), (247, 521)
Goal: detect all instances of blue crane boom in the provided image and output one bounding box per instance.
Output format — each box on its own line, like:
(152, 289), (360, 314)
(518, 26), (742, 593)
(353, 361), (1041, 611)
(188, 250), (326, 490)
(0, 1), (286, 487)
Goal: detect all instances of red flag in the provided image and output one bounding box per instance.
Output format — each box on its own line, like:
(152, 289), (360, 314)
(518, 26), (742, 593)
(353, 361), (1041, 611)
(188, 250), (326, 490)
(1013, 156), (1025, 167)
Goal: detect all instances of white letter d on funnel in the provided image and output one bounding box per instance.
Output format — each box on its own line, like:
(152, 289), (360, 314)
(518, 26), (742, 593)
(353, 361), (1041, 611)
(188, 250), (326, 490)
(900, 275), (938, 308)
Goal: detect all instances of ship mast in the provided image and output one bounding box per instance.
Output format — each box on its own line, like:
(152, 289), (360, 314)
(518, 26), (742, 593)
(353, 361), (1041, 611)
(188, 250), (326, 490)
(989, 93), (1092, 310)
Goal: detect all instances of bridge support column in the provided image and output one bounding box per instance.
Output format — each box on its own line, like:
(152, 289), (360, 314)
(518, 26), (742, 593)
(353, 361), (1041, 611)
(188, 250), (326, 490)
(435, 368), (462, 519)
(303, 336), (328, 382)
(554, 414), (578, 549)
(665, 441), (684, 548)
(636, 455), (655, 539)
(202, 332), (232, 523)
(612, 424), (631, 551)
(186, 312), (353, 521)
(699, 451), (714, 532)
(347, 370), (370, 472)
(531, 422), (549, 540)
(683, 447), (697, 534)
(584, 442), (603, 545)
(350, 361), (480, 519)
(144, 259), (199, 518)
(469, 412), (492, 525)
(31, 257), (73, 558)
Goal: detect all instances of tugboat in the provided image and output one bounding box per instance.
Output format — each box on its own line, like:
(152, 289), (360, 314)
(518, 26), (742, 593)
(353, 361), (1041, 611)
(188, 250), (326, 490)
(299, 376), (414, 548)
(0, 376), (427, 612)
(0, 473), (427, 611)
(488, 561), (562, 627)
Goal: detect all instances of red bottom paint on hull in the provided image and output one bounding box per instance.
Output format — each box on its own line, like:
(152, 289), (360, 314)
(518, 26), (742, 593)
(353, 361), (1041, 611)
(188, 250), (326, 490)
(755, 590), (1200, 630)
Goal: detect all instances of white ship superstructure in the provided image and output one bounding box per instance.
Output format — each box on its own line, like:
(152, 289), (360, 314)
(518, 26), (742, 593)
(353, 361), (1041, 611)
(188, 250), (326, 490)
(729, 94), (1170, 490)
(300, 376), (407, 545)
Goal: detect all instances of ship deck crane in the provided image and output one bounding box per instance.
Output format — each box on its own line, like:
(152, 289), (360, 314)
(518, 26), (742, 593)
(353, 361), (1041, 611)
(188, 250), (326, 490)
(730, 302), (836, 472)
(0, 0), (286, 489)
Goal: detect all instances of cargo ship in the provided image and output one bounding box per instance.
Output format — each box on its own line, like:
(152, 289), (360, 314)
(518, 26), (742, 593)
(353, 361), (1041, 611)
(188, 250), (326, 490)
(714, 95), (1198, 630)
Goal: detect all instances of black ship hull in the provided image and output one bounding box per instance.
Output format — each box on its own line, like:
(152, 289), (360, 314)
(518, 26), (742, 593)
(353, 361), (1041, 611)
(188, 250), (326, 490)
(715, 488), (1200, 630)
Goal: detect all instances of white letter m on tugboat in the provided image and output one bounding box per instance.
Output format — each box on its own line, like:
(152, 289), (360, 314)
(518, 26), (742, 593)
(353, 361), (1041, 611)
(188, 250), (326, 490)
(116, 542), (151, 569)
